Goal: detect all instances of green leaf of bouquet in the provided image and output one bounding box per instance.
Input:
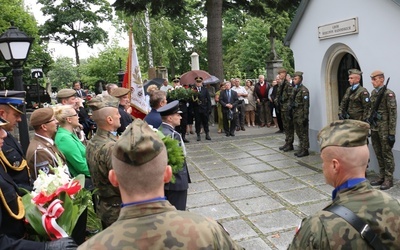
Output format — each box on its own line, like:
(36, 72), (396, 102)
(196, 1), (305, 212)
(162, 136), (185, 183)
(57, 192), (78, 236)
(22, 193), (48, 239)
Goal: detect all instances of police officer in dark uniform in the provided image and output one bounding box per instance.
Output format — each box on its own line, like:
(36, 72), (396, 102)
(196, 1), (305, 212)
(158, 100), (191, 210)
(0, 117), (77, 249)
(192, 77), (212, 141)
(110, 87), (133, 135)
(0, 91), (32, 191)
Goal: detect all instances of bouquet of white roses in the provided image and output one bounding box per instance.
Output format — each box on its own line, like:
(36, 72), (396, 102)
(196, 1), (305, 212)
(22, 163), (90, 241)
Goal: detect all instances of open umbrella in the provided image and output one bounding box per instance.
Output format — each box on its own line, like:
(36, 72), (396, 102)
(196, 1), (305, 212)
(180, 70), (212, 86)
(143, 78), (164, 94)
(203, 75), (220, 85)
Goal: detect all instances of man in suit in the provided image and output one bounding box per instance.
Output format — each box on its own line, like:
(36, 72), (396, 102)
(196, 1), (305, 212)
(73, 80), (87, 99)
(26, 107), (67, 180)
(192, 76), (212, 141)
(158, 100), (191, 210)
(0, 90), (32, 190)
(219, 81), (239, 137)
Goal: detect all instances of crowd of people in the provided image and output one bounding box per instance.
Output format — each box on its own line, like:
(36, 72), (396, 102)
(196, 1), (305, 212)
(0, 69), (398, 249)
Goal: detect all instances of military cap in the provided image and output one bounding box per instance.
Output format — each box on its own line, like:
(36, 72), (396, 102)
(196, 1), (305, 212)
(348, 69), (362, 75)
(0, 90), (25, 114)
(172, 77), (180, 82)
(110, 87), (130, 98)
(195, 76), (203, 82)
(87, 95), (119, 111)
(277, 68), (287, 74)
(157, 100), (182, 116)
(30, 107), (54, 127)
(370, 70), (384, 78)
(112, 119), (165, 166)
(293, 71), (303, 77)
(57, 89), (76, 99)
(318, 119), (370, 151)
(0, 117), (9, 127)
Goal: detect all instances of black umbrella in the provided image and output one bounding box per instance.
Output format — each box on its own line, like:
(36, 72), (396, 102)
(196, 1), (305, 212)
(144, 78), (164, 94)
(203, 75), (220, 85)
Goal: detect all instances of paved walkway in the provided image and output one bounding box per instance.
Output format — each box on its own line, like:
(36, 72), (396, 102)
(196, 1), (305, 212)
(184, 125), (400, 250)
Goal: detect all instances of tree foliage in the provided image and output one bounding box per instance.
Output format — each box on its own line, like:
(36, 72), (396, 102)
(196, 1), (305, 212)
(38, 0), (113, 65)
(0, 0), (53, 88)
(47, 57), (78, 89)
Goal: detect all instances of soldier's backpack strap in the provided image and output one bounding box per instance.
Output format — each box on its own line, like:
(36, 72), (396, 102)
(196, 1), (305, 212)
(324, 204), (386, 250)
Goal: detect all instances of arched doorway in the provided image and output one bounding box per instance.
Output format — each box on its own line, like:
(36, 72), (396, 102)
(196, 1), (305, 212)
(324, 44), (361, 122)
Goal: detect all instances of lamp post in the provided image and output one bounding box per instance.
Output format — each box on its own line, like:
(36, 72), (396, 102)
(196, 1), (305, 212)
(117, 57), (125, 87)
(0, 23), (34, 153)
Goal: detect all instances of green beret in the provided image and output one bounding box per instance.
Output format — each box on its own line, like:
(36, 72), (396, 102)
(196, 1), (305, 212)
(293, 71), (303, 77)
(112, 119), (165, 166)
(370, 70), (384, 78)
(30, 107), (54, 127)
(348, 69), (362, 75)
(278, 68), (287, 74)
(110, 87), (130, 98)
(318, 119), (370, 151)
(87, 96), (119, 111)
(57, 89), (76, 99)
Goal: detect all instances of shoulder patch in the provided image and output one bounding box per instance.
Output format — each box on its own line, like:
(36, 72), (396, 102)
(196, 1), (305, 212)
(365, 97), (369, 102)
(363, 91), (368, 95)
(304, 96), (308, 100)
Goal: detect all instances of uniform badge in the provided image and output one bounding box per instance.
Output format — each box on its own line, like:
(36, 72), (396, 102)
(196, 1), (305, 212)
(388, 93), (393, 97)
(365, 98), (369, 102)
(304, 96), (308, 100)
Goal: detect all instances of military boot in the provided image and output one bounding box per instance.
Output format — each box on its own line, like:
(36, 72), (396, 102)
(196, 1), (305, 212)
(283, 144), (294, 152)
(279, 143), (288, 151)
(296, 150), (309, 157)
(370, 178), (384, 186)
(380, 179), (393, 190)
(197, 134), (201, 141)
(182, 135), (189, 143)
(205, 133), (211, 140)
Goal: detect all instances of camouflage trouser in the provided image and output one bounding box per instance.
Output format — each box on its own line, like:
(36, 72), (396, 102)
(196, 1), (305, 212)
(282, 110), (294, 144)
(371, 131), (395, 180)
(98, 200), (121, 228)
(294, 119), (309, 150)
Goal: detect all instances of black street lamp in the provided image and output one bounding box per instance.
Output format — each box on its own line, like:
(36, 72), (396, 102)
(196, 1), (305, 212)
(117, 57), (125, 87)
(0, 23), (34, 153)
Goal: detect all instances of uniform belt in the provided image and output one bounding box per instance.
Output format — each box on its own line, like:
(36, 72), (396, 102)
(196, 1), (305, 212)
(325, 204), (386, 250)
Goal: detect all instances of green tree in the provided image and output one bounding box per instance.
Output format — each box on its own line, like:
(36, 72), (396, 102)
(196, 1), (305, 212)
(38, 0), (113, 66)
(47, 57), (78, 89)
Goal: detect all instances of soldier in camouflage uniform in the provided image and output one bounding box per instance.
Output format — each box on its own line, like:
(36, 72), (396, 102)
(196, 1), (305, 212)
(291, 72), (310, 157)
(368, 70), (397, 190)
(288, 119), (400, 249)
(275, 68), (295, 152)
(86, 95), (121, 228)
(78, 119), (243, 250)
(338, 69), (370, 121)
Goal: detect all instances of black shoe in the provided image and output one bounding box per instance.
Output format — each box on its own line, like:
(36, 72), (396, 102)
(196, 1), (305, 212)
(226, 133), (230, 137)
(183, 138), (190, 143)
(296, 150), (309, 157)
(279, 144), (288, 150)
(205, 134), (211, 140)
(283, 145), (294, 152)
(241, 127), (246, 131)
(230, 133), (235, 136)
(370, 178), (384, 186)
(197, 135), (201, 141)
(380, 180), (393, 190)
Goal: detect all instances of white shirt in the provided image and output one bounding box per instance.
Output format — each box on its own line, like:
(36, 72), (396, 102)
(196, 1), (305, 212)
(160, 85), (173, 92)
(231, 85), (248, 100)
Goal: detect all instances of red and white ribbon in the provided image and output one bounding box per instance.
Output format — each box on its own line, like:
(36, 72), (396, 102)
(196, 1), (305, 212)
(39, 199), (68, 240)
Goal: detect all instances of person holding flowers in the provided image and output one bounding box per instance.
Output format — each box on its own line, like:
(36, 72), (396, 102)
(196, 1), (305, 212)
(54, 105), (90, 244)
(0, 117), (77, 249)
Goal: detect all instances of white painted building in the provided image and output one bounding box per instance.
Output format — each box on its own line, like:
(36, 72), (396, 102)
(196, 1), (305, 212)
(284, 0), (400, 178)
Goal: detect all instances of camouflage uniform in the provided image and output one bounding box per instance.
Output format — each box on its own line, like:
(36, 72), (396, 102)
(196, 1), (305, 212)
(292, 83), (310, 153)
(276, 79), (295, 148)
(78, 200), (243, 250)
(339, 85), (370, 121)
(288, 181), (400, 249)
(86, 128), (120, 228)
(369, 87), (397, 182)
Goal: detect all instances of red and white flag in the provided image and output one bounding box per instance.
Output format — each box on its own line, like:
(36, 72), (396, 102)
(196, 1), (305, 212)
(122, 29), (148, 119)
